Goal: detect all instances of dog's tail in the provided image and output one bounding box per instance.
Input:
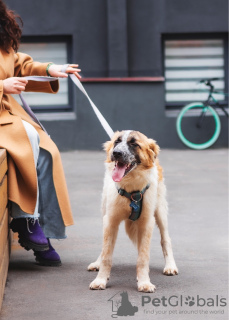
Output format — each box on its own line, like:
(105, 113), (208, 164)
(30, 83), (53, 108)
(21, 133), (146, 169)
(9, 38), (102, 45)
(125, 220), (138, 246)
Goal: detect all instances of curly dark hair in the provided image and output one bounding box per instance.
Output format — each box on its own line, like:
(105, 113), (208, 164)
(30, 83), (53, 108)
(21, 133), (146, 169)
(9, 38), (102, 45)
(0, 0), (23, 52)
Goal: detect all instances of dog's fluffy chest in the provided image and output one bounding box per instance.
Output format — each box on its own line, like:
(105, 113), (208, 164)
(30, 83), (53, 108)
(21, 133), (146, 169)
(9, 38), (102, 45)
(103, 165), (158, 220)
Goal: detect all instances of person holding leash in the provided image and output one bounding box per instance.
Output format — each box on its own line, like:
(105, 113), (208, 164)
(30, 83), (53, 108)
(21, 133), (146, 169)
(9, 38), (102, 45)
(0, 0), (81, 266)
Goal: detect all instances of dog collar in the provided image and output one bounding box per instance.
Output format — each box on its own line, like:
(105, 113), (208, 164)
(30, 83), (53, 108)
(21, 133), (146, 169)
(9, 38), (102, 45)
(117, 184), (150, 221)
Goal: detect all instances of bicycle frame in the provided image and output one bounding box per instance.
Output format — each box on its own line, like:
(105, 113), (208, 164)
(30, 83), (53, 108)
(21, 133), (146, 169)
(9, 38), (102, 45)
(204, 87), (229, 117)
(196, 89), (228, 129)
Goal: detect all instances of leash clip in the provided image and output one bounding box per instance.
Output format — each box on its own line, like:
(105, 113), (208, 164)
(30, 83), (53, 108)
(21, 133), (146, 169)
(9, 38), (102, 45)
(131, 192), (142, 203)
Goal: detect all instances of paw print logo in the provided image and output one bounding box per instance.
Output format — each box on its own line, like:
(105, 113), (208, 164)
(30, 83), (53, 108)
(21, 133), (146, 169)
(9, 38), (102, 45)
(185, 296), (195, 307)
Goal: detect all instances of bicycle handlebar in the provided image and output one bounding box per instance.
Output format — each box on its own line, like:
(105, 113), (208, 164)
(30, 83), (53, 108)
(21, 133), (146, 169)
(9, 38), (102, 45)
(198, 78), (227, 98)
(199, 78), (220, 83)
(198, 78), (221, 91)
(199, 78), (220, 89)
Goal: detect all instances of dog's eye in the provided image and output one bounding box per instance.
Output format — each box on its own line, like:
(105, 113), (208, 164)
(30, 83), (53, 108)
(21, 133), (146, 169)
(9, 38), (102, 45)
(129, 141), (140, 148)
(114, 138), (122, 145)
(131, 143), (140, 148)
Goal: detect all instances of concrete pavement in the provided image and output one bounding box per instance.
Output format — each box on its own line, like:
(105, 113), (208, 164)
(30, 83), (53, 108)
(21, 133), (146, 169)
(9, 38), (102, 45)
(0, 149), (228, 320)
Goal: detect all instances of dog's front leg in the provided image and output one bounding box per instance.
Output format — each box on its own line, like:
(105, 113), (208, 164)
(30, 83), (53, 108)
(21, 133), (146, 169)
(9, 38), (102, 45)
(87, 253), (101, 271)
(137, 218), (156, 293)
(155, 181), (178, 276)
(89, 215), (119, 290)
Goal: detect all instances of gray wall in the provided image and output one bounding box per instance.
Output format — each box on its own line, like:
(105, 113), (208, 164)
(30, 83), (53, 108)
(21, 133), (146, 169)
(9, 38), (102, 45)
(5, 0), (228, 150)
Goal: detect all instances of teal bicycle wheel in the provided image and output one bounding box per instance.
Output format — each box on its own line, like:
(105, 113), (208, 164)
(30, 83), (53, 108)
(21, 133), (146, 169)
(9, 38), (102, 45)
(176, 103), (221, 150)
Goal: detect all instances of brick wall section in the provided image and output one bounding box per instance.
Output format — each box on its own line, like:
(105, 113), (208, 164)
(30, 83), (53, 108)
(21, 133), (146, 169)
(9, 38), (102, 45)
(0, 149), (10, 311)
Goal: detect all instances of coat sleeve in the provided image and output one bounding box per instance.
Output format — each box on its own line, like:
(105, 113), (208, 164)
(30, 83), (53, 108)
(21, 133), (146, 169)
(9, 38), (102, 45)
(14, 52), (59, 93)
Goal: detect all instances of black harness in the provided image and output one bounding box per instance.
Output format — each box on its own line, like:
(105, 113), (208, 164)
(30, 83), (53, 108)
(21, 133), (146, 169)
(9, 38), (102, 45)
(117, 184), (150, 221)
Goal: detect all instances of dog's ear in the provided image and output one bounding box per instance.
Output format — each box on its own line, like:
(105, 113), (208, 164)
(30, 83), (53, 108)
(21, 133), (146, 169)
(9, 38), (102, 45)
(103, 140), (113, 153)
(103, 140), (114, 163)
(148, 139), (160, 159)
(103, 131), (121, 154)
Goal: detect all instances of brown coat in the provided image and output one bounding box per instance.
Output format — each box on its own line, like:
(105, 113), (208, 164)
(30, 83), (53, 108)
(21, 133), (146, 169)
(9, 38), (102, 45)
(0, 48), (74, 226)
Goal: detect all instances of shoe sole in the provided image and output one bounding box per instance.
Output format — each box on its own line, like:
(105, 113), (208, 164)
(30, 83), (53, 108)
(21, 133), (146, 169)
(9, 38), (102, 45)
(35, 257), (62, 267)
(18, 237), (49, 252)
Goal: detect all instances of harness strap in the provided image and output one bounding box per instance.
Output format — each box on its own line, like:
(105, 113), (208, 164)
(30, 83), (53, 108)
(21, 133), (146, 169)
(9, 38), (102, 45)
(118, 184), (150, 199)
(117, 184), (150, 221)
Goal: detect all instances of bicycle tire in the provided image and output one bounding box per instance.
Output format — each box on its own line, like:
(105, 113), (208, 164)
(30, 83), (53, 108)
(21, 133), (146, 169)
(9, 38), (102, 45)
(176, 103), (221, 150)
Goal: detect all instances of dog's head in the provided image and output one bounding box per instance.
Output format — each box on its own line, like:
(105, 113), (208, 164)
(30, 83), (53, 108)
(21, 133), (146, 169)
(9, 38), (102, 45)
(104, 130), (160, 182)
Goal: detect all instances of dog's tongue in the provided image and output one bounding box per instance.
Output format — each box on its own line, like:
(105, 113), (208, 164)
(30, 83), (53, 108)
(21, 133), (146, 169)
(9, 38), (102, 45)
(112, 162), (127, 182)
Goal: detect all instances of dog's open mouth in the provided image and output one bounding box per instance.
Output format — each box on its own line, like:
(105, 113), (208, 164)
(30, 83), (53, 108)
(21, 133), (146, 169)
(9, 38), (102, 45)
(112, 161), (136, 182)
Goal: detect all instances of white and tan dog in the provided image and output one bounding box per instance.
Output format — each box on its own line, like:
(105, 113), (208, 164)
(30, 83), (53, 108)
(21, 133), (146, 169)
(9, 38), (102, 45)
(88, 130), (178, 292)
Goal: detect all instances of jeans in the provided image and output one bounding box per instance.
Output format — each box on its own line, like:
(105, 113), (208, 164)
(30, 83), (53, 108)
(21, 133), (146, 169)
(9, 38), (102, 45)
(10, 120), (66, 239)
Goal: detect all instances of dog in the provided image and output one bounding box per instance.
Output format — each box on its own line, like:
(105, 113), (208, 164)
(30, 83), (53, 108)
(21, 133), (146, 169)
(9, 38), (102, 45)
(88, 130), (178, 292)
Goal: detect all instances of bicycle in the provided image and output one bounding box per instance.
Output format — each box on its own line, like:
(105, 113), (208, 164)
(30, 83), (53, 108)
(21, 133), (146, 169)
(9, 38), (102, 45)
(176, 78), (228, 150)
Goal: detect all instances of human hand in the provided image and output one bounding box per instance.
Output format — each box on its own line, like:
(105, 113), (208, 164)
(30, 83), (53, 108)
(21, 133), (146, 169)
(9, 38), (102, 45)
(48, 64), (81, 79)
(3, 77), (28, 94)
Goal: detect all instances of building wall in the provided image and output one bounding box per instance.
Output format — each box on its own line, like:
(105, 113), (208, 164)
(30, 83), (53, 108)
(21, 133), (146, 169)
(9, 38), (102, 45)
(5, 0), (228, 150)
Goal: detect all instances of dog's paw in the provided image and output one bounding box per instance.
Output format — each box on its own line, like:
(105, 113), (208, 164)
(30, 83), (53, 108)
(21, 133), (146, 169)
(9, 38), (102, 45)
(89, 278), (106, 290)
(87, 262), (100, 271)
(138, 281), (156, 293)
(163, 264), (178, 276)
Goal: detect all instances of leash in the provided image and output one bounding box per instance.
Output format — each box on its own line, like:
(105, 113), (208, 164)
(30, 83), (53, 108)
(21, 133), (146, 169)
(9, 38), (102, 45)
(20, 73), (149, 221)
(69, 74), (114, 138)
(19, 74), (114, 139)
(19, 76), (58, 134)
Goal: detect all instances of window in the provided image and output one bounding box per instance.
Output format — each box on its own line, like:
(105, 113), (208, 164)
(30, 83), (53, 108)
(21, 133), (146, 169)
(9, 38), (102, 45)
(14, 36), (73, 112)
(164, 37), (227, 106)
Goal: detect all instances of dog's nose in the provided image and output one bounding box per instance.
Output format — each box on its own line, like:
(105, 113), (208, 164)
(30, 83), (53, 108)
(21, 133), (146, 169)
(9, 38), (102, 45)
(113, 151), (122, 159)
